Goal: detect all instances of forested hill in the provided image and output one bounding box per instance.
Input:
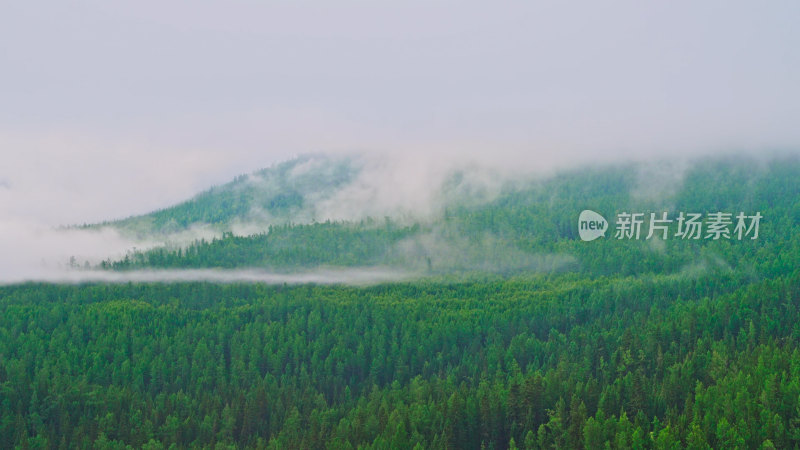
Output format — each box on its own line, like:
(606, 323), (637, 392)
(5, 154), (800, 448)
(104, 155), (800, 280)
(3, 256), (800, 447)
(93, 154), (361, 238)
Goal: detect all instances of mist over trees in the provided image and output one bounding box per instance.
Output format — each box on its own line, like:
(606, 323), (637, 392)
(2, 154), (800, 448)
(103, 155), (798, 280)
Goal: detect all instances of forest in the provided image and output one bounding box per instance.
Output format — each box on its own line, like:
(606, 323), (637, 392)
(2, 155), (800, 448)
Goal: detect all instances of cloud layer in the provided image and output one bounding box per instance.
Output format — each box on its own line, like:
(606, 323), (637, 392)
(1, 2), (798, 282)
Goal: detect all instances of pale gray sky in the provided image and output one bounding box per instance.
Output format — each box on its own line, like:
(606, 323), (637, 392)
(1, 0), (799, 226)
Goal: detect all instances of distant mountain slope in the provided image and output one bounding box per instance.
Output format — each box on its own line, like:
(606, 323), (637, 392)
(96, 154), (361, 238)
(103, 155), (800, 279)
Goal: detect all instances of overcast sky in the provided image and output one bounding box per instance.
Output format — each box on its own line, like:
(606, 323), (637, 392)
(2, 0), (799, 226)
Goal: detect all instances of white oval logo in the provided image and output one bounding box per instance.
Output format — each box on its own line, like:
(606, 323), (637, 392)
(578, 210), (608, 241)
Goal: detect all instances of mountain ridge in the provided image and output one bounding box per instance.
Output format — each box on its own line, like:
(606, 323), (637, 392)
(98, 153), (800, 280)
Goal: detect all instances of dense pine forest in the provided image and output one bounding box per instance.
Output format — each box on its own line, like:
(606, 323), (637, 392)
(3, 155), (800, 448)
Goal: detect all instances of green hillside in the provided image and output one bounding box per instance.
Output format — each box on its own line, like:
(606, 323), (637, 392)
(105, 155), (800, 280)
(96, 154), (360, 238)
(3, 154), (800, 448)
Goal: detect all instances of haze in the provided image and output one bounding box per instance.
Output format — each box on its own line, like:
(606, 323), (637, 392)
(1, 1), (798, 281)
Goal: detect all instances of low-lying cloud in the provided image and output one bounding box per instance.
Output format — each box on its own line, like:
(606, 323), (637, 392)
(0, 267), (415, 286)
(2, 2), (798, 284)
(1, 148), (796, 284)
(0, 219), (153, 283)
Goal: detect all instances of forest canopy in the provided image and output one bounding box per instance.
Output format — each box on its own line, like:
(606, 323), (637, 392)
(3, 155), (800, 448)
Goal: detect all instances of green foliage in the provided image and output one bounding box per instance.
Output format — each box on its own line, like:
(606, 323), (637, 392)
(2, 269), (800, 447)
(94, 154), (360, 237)
(106, 156), (800, 281)
(7, 155), (800, 447)
(105, 220), (419, 270)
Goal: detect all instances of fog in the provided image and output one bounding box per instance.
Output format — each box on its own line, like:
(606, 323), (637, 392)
(0, 267), (414, 286)
(1, 1), (798, 282)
